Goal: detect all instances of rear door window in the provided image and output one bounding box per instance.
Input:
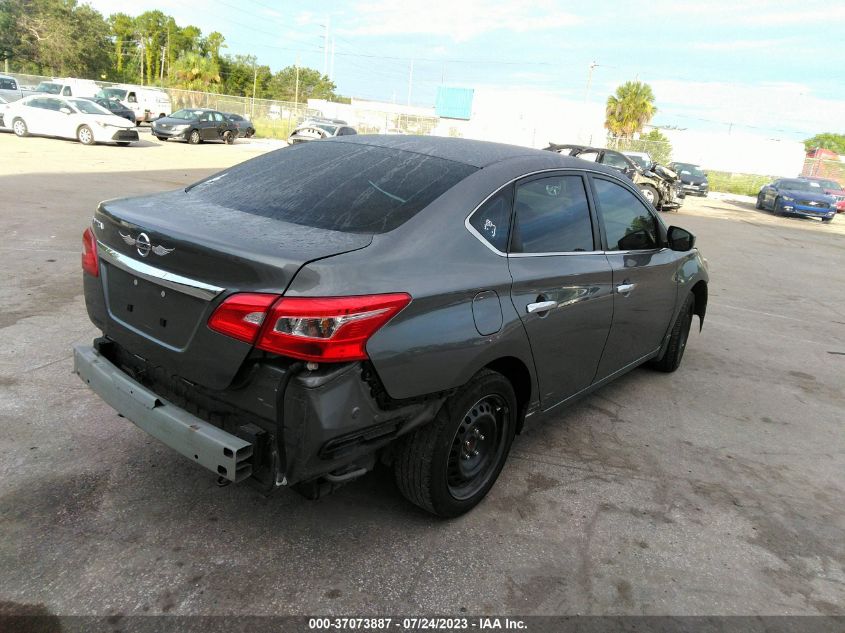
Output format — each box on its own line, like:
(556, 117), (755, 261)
(187, 141), (477, 234)
(0, 78), (16, 90)
(510, 175), (594, 253)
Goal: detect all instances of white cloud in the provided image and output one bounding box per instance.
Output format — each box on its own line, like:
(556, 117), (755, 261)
(649, 80), (845, 138)
(689, 38), (796, 51)
(343, 0), (581, 41)
(651, 0), (845, 25)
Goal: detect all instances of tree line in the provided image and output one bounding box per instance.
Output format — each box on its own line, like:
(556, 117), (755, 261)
(0, 0), (341, 103)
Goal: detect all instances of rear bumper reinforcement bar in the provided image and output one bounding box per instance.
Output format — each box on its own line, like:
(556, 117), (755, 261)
(73, 345), (253, 482)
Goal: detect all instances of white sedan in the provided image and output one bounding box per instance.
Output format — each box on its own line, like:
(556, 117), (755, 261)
(0, 95), (9, 129)
(5, 95), (140, 145)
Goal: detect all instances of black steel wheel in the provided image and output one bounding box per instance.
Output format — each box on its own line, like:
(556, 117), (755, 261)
(446, 395), (509, 500)
(394, 369), (517, 517)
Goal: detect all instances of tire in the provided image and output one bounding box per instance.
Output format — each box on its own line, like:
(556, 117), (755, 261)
(755, 193), (764, 209)
(12, 118), (28, 137)
(639, 184), (660, 208)
(188, 129), (201, 145)
(822, 217), (833, 223)
(77, 125), (94, 145)
(223, 130), (235, 145)
(154, 135), (166, 141)
(651, 292), (695, 373)
(116, 142), (130, 147)
(393, 369), (517, 517)
(772, 197), (782, 216)
(246, 128), (255, 138)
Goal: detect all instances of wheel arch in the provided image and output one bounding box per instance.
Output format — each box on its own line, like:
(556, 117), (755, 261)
(691, 280), (707, 328)
(484, 355), (533, 433)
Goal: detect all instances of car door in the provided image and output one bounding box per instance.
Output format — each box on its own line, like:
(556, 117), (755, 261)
(590, 175), (680, 379)
(197, 111), (213, 139)
(212, 111), (228, 139)
(506, 172), (614, 409)
(35, 97), (66, 136)
(18, 98), (48, 134)
(762, 181), (781, 208)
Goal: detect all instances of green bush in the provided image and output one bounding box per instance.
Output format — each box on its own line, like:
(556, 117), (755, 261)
(706, 171), (773, 197)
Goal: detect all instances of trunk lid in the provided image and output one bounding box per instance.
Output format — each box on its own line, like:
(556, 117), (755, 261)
(91, 190), (372, 389)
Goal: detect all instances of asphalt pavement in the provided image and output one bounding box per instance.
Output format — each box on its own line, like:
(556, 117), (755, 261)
(0, 132), (842, 618)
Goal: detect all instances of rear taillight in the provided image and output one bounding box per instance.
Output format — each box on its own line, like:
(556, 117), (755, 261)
(207, 293), (279, 343)
(82, 228), (99, 277)
(208, 293), (411, 362)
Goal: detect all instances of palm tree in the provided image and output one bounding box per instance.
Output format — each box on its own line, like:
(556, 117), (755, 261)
(170, 51), (221, 94)
(605, 81), (657, 139)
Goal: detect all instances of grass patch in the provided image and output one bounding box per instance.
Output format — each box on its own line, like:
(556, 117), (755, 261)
(252, 118), (296, 140)
(707, 171), (773, 197)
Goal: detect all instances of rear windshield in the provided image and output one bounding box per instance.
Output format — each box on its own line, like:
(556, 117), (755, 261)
(186, 141), (477, 234)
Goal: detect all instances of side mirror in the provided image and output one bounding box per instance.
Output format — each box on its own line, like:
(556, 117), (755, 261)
(667, 226), (695, 251)
(60, 107), (72, 115)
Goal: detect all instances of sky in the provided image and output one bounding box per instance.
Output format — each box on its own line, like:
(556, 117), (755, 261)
(84, 0), (845, 141)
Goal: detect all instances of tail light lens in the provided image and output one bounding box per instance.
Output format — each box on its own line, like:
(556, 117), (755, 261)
(82, 228), (99, 277)
(207, 293), (279, 343)
(208, 293), (411, 362)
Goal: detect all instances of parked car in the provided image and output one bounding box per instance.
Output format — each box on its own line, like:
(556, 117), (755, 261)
(799, 176), (845, 213)
(0, 75), (24, 102)
(6, 94), (139, 145)
(756, 178), (837, 222)
(546, 144), (683, 211)
(33, 77), (99, 99)
(288, 119), (357, 143)
(224, 113), (255, 138)
(87, 97), (136, 124)
(74, 136), (708, 516)
(151, 109), (238, 144)
(97, 84), (172, 123)
(669, 162), (710, 197)
(0, 96), (9, 128)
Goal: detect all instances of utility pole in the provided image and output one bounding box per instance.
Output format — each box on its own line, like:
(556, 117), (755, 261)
(251, 60), (257, 118)
(160, 46), (166, 82)
(295, 55), (300, 105)
(140, 40), (145, 85)
(323, 17), (330, 76)
(407, 59), (414, 106)
(583, 61), (598, 143)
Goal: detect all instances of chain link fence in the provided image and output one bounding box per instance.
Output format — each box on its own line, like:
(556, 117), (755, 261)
(2, 71), (437, 139)
(605, 136), (673, 166)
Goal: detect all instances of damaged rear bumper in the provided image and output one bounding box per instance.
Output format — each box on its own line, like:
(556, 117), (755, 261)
(73, 344), (254, 482)
(74, 340), (445, 489)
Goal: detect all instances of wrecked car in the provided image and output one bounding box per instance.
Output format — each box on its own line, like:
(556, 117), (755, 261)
(74, 136), (708, 517)
(545, 143), (683, 211)
(288, 118), (357, 144)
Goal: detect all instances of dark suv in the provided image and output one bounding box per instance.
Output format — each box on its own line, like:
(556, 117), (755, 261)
(669, 162), (709, 197)
(75, 136), (708, 516)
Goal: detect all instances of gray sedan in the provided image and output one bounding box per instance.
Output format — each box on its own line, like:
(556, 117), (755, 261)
(75, 136), (708, 516)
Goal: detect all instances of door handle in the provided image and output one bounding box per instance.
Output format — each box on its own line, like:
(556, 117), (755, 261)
(526, 300), (557, 314)
(616, 282), (636, 295)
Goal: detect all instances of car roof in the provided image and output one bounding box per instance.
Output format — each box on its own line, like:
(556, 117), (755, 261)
(330, 135), (580, 168)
